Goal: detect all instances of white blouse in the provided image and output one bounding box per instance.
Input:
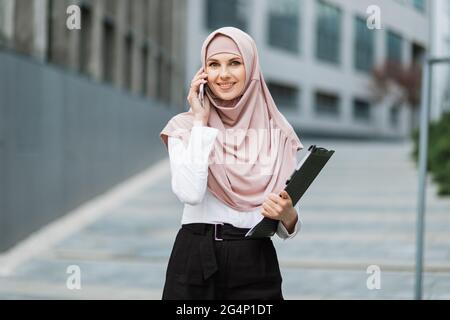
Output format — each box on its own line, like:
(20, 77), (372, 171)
(167, 124), (302, 240)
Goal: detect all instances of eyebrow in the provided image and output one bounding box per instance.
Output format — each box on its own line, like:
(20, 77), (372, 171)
(207, 57), (242, 62)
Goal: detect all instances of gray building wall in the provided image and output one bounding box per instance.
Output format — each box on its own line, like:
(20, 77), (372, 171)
(0, 0), (187, 252)
(0, 49), (175, 252)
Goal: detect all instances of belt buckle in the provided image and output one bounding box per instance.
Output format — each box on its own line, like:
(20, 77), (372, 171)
(214, 223), (224, 241)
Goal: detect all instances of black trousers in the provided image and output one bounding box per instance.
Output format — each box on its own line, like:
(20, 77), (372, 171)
(162, 223), (283, 300)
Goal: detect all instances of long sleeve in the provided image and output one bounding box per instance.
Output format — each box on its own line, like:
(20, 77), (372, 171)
(168, 125), (219, 205)
(276, 201), (302, 240)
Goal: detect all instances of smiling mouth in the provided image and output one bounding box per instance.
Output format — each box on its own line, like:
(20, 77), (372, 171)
(217, 83), (236, 90)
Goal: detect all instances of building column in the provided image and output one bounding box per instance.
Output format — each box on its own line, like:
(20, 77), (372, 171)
(303, 0), (315, 63)
(48, 0), (71, 66)
(11, 0), (48, 61)
(67, 0), (82, 71)
(89, 0), (103, 81)
(160, 0), (172, 105)
(131, 0), (144, 95)
(170, 0), (186, 108)
(341, 9), (353, 126)
(114, 0), (126, 88)
(33, 0), (48, 61)
(13, 0), (34, 56)
(0, 0), (15, 47)
(147, 0), (160, 99)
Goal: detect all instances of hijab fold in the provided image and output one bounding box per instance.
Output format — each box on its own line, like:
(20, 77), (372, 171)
(160, 27), (303, 212)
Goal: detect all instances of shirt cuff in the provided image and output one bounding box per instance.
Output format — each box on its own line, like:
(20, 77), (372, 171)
(188, 126), (219, 169)
(277, 217), (301, 240)
(276, 201), (302, 240)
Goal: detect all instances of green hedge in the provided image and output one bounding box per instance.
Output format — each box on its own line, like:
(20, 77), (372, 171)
(411, 111), (450, 196)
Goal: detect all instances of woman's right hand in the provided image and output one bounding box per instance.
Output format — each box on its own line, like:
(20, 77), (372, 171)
(187, 67), (210, 125)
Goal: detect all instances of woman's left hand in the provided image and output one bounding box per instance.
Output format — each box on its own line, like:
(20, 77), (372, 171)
(261, 191), (298, 233)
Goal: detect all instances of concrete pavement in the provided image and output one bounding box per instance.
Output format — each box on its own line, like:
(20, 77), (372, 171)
(1, 138), (449, 299)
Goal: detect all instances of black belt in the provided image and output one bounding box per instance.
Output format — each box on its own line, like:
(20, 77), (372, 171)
(181, 223), (269, 281)
(182, 223), (252, 241)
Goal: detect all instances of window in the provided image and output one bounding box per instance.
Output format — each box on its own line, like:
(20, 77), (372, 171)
(46, 0), (54, 62)
(386, 30), (403, 64)
(412, 42), (425, 66)
(390, 105), (400, 127)
(206, 0), (247, 31)
(316, 0), (341, 64)
(315, 91), (340, 116)
(14, 0), (34, 55)
(0, 1), (6, 45)
(354, 16), (374, 72)
(156, 51), (163, 100)
(124, 33), (133, 90)
(353, 99), (371, 122)
(413, 0), (425, 12)
(79, 5), (92, 75)
(267, 82), (299, 109)
(102, 19), (115, 84)
(267, 0), (300, 53)
(141, 45), (149, 96)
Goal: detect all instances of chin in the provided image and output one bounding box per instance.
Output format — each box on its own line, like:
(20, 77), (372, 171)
(217, 93), (239, 100)
(213, 87), (242, 101)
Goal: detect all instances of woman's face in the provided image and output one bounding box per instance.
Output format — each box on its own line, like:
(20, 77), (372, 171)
(206, 53), (246, 100)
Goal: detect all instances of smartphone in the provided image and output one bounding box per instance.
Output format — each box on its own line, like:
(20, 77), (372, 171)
(198, 83), (205, 108)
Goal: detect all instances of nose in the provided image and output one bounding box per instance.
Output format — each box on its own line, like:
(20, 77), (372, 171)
(219, 66), (231, 78)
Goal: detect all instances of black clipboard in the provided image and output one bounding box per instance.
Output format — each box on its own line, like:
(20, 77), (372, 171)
(245, 145), (335, 238)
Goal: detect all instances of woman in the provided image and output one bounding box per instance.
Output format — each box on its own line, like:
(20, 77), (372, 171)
(159, 27), (304, 300)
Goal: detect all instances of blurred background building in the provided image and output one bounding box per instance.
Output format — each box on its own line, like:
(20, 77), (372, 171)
(187, 0), (429, 139)
(0, 0), (186, 252)
(0, 0), (186, 106)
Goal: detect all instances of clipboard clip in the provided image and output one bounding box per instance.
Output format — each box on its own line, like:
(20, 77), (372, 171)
(308, 145), (318, 152)
(308, 144), (331, 155)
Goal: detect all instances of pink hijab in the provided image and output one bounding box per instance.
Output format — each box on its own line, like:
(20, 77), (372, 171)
(160, 27), (303, 212)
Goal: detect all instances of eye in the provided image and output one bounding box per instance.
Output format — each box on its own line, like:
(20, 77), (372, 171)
(208, 62), (219, 67)
(231, 61), (241, 65)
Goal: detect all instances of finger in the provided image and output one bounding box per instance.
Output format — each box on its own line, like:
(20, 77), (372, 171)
(261, 207), (280, 220)
(192, 70), (208, 82)
(195, 67), (204, 75)
(261, 209), (274, 219)
(262, 202), (279, 217)
(269, 193), (287, 208)
(191, 73), (207, 83)
(191, 75), (208, 86)
(268, 193), (282, 204)
(190, 79), (207, 92)
(265, 199), (282, 213)
(280, 190), (291, 200)
(277, 191), (291, 206)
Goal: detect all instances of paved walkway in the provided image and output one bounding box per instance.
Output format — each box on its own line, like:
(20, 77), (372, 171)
(1, 138), (450, 299)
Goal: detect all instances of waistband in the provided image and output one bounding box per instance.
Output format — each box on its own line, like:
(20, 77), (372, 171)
(182, 223), (256, 241)
(180, 223), (268, 281)
(181, 223), (254, 241)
